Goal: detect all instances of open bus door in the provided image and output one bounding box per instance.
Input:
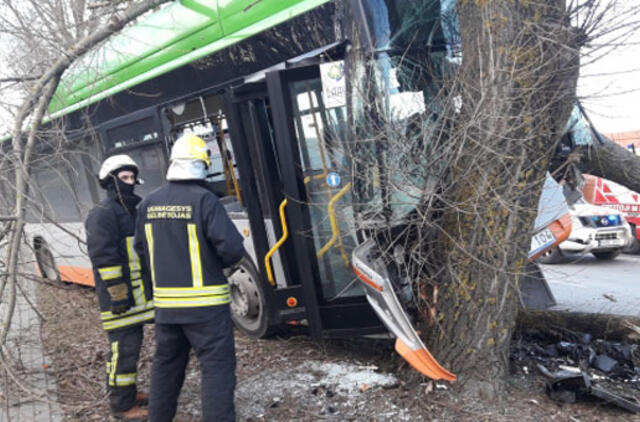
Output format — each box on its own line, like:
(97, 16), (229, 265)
(224, 65), (385, 340)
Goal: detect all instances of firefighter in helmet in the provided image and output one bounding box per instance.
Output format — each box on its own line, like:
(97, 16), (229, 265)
(85, 154), (154, 421)
(134, 133), (244, 421)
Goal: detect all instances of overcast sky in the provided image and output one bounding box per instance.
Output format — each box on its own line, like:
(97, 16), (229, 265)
(577, 2), (640, 135)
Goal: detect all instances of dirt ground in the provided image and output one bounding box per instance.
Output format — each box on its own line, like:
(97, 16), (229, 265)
(30, 280), (639, 421)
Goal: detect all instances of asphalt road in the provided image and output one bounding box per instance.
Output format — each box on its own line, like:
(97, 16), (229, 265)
(540, 253), (640, 317)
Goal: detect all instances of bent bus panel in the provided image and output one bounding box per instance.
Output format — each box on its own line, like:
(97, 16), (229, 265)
(352, 173), (571, 380)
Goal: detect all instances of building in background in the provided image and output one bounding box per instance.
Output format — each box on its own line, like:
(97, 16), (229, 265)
(606, 130), (640, 154)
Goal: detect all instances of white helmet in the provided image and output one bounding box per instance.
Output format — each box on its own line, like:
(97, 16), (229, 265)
(98, 154), (139, 187)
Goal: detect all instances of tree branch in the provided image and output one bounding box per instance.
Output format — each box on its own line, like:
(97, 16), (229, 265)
(0, 76), (41, 84)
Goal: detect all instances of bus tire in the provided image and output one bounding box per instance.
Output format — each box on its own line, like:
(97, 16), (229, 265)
(33, 237), (62, 283)
(228, 254), (276, 338)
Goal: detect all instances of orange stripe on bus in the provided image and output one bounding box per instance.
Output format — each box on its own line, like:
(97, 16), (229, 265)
(549, 213), (572, 243)
(58, 266), (95, 287)
(352, 265), (383, 292)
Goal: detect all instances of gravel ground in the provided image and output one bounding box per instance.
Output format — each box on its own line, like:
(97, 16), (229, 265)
(19, 280), (638, 421)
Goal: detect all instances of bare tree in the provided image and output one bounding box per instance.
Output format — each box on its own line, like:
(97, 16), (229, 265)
(0, 0), (170, 408)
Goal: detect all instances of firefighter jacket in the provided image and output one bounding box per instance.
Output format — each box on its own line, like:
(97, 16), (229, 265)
(86, 190), (154, 331)
(134, 181), (244, 324)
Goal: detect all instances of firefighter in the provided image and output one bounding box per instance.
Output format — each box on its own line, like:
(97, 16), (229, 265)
(134, 133), (244, 422)
(86, 155), (154, 421)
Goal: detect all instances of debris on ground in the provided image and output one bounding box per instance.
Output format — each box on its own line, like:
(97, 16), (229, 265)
(511, 329), (640, 414)
(539, 364), (640, 413)
(6, 280), (635, 421)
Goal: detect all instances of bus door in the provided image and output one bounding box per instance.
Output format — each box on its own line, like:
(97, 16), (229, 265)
(224, 82), (309, 337)
(264, 66), (384, 338)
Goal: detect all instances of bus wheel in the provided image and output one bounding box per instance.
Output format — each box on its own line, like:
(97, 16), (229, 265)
(33, 237), (62, 282)
(228, 255), (272, 338)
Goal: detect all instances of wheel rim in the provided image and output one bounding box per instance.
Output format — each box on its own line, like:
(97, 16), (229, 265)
(228, 265), (263, 332)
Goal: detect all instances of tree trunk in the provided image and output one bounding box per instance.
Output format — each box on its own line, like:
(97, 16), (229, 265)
(421, 0), (580, 397)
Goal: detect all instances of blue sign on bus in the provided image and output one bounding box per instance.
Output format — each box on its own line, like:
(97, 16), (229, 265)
(326, 172), (341, 188)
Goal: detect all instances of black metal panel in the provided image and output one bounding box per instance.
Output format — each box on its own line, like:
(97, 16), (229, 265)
(322, 326), (387, 339)
(318, 302), (384, 331)
(272, 285), (307, 321)
(223, 92), (282, 326)
(266, 68), (324, 340)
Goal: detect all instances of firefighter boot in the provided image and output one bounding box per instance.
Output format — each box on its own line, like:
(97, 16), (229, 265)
(115, 405), (148, 421)
(135, 392), (149, 406)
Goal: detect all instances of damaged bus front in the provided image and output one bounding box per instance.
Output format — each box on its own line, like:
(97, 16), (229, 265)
(342, 0), (572, 380)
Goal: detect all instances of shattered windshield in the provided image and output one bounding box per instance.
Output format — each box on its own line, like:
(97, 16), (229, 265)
(566, 105), (594, 146)
(343, 0), (460, 226)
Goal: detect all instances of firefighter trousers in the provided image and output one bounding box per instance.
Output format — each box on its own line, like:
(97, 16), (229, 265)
(149, 309), (236, 422)
(106, 325), (143, 412)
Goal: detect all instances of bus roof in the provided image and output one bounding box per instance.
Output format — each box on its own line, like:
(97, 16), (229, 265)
(48, 0), (330, 120)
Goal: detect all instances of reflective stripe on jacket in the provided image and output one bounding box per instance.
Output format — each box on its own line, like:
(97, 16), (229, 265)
(86, 192), (154, 331)
(134, 181), (244, 322)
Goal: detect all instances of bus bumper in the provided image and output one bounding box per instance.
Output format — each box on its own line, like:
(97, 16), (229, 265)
(352, 239), (456, 382)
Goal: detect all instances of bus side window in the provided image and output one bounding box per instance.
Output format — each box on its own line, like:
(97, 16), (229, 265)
(30, 152), (84, 224)
(124, 145), (167, 197)
(102, 113), (168, 196)
(105, 116), (159, 150)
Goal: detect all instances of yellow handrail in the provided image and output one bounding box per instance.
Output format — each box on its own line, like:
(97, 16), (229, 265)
(316, 182), (351, 265)
(264, 199), (289, 286)
(303, 173), (327, 185)
(228, 157), (242, 205)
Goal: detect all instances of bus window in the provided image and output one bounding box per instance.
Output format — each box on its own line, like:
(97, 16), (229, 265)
(164, 95), (240, 199)
(26, 132), (103, 224)
(30, 154), (84, 223)
(124, 144), (168, 197)
(105, 116), (159, 149)
(289, 77), (359, 301)
(102, 113), (167, 195)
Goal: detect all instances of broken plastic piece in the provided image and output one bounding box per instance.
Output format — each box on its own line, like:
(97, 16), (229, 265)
(539, 364), (640, 414)
(353, 239), (456, 382)
(593, 354), (618, 373)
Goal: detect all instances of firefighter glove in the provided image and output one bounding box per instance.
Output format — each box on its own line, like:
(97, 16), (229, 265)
(106, 282), (133, 314)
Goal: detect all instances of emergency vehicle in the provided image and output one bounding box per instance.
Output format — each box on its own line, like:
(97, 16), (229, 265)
(582, 174), (640, 253)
